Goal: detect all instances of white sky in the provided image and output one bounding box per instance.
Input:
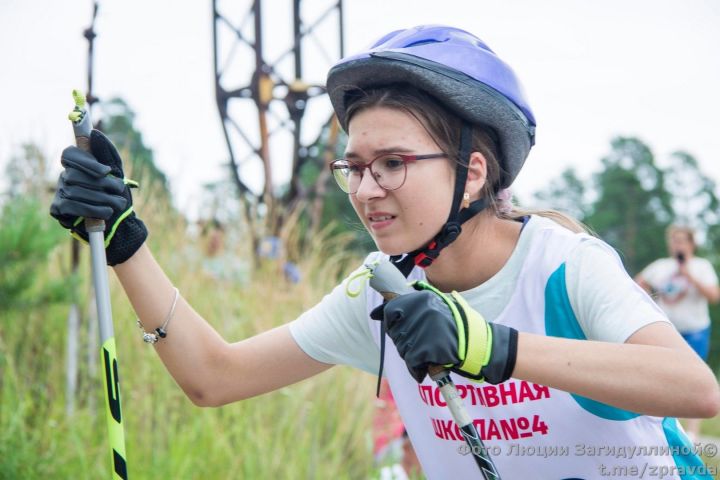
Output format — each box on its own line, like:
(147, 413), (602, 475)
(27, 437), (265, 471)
(2, 0), (719, 219)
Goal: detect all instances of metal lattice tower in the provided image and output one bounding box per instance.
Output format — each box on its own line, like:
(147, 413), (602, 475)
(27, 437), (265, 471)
(212, 0), (344, 225)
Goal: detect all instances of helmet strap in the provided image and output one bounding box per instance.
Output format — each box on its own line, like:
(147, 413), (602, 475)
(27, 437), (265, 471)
(377, 123), (489, 393)
(390, 123), (490, 277)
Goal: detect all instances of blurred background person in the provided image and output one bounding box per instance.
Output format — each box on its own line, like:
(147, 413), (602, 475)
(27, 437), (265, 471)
(636, 225), (720, 440)
(200, 218), (250, 285)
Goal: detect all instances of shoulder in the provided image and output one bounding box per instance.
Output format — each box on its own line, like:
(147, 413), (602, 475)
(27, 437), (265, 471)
(564, 238), (630, 298)
(640, 257), (672, 276)
(564, 239), (669, 342)
(690, 256), (719, 281)
(566, 238), (624, 281)
(520, 215), (592, 271)
(690, 256), (715, 269)
(525, 215), (590, 246)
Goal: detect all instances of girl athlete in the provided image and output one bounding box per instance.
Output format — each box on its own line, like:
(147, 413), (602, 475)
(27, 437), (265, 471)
(51, 25), (719, 479)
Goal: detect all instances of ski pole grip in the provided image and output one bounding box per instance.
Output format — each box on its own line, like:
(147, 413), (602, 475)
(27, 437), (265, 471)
(76, 133), (105, 232)
(70, 90), (93, 150)
(69, 90), (106, 231)
(368, 260), (415, 298)
(367, 261), (445, 379)
(75, 133), (91, 153)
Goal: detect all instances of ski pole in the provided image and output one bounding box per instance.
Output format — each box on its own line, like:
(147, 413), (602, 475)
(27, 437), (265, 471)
(367, 260), (501, 480)
(68, 90), (129, 480)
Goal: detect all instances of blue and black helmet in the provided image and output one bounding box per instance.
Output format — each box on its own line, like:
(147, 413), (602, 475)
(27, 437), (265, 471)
(327, 24), (536, 189)
(327, 25), (537, 274)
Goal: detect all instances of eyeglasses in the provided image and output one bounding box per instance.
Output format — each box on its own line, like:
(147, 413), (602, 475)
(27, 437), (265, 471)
(329, 153), (448, 194)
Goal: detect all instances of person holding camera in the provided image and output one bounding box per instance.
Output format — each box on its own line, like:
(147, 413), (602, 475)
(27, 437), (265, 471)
(636, 225), (720, 440)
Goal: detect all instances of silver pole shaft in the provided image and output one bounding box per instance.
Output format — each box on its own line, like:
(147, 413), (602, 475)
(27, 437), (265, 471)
(86, 221), (114, 343)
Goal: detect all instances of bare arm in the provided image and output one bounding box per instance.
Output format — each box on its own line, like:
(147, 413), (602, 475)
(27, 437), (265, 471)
(512, 322), (720, 418)
(114, 244), (333, 407)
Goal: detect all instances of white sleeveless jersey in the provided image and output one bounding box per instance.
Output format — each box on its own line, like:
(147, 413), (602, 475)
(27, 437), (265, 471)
(366, 220), (709, 479)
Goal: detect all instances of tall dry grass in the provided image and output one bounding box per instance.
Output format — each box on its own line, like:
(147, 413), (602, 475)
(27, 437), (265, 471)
(1, 185), (381, 479)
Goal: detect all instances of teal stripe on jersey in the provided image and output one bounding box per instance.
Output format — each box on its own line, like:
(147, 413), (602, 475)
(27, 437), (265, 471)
(662, 417), (712, 479)
(545, 263), (640, 421)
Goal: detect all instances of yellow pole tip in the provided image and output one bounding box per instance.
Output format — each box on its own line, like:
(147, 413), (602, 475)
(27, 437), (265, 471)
(71, 90), (86, 109)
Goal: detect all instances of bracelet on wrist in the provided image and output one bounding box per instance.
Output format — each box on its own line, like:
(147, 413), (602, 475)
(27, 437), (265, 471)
(137, 287), (180, 344)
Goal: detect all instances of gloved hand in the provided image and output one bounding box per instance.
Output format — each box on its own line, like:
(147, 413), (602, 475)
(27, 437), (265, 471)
(372, 281), (518, 384)
(50, 130), (148, 265)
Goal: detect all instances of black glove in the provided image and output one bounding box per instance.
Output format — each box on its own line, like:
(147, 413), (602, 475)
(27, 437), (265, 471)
(372, 282), (518, 384)
(50, 130), (147, 265)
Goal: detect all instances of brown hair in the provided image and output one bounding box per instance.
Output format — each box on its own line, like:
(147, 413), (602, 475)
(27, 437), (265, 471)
(343, 84), (589, 234)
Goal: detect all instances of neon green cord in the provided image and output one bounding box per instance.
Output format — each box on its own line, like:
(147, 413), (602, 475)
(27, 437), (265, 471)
(68, 89), (86, 123)
(345, 262), (378, 298)
(72, 89), (86, 109)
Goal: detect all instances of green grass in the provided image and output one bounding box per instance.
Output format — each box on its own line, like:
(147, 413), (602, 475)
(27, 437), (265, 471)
(0, 201), (380, 479)
(3, 196), (720, 479)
